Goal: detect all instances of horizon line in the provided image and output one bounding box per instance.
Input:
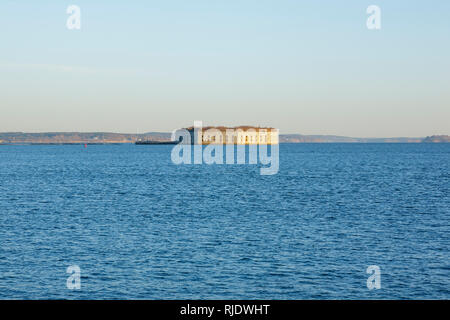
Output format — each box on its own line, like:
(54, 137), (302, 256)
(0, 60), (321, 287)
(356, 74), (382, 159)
(1, 131), (449, 140)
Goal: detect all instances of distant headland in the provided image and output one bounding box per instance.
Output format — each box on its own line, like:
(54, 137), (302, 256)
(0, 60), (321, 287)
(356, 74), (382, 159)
(421, 135), (450, 143)
(0, 132), (448, 145)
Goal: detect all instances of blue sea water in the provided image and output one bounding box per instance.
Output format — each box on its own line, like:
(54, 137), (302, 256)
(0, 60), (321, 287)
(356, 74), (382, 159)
(0, 143), (448, 299)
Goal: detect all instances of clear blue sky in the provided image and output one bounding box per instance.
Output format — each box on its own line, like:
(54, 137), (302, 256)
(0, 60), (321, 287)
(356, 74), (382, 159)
(0, 0), (449, 137)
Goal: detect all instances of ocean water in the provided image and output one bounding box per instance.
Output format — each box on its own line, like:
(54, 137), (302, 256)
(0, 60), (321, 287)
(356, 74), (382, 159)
(0, 143), (448, 299)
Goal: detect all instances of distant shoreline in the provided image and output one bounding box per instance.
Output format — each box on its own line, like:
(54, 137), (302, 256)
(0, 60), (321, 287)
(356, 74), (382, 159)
(0, 133), (448, 144)
(1, 141), (449, 146)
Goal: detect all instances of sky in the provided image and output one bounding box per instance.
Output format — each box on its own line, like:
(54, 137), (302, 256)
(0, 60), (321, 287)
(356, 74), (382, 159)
(0, 0), (449, 137)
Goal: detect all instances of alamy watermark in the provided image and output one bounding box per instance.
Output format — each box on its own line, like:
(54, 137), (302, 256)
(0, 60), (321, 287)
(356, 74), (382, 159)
(366, 265), (381, 290)
(65, 5), (380, 31)
(367, 5), (381, 30)
(170, 121), (279, 175)
(66, 5), (81, 30)
(66, 265), (81, 290)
